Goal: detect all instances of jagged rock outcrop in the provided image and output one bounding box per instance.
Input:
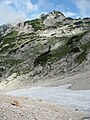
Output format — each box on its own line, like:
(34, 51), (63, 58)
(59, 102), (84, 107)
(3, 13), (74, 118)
(42, 10), (65, 26)
(0, 24), (12, 38)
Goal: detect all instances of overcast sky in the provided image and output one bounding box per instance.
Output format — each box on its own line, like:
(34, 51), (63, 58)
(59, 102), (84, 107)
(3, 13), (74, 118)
(0, 0), (90, 25)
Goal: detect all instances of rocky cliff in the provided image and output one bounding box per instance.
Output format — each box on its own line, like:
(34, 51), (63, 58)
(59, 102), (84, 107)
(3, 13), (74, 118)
(0, 10), (90, 88)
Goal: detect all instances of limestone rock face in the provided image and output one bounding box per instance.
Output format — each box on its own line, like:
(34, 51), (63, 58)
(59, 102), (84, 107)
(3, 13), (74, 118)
(0, 10), (90, 87)
(43, 10), (65, 26)
(14, 22), (34, 34)
(0, 24), (12, 37)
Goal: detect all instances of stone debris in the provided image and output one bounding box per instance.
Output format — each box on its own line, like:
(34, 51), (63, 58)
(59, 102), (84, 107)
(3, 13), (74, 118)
(11, 100), (20, 106)
(0, 94), (85, 120)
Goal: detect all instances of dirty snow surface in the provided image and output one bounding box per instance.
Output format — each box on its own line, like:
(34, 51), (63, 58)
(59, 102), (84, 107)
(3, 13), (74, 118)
(7, 84), (90, 114)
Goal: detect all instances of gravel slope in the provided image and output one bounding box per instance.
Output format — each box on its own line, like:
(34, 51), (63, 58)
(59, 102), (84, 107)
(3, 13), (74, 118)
(6, 85), (90, 114)
(0, 71), (90, 93)
(0, 94), (85, 120)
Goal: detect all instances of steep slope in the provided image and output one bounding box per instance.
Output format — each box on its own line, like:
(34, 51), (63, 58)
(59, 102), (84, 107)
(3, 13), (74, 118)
(0, 11), (90, 89)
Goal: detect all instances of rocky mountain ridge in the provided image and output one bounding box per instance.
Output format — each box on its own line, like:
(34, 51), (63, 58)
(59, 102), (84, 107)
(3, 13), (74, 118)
(0, 10), (90, 88)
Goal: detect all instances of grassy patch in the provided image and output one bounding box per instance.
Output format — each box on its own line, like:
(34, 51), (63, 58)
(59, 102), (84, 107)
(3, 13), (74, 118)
(16, 67), (33, 76)
(25, 19), (45, 31)
(85, 21), (90, 25)
(34, 36), (71, 66)
(2, 59), (22, 67)
(81, 42), (90, 51)
(5, 31), (18, 38)
(66, 31), (88, 47)
(53, 10), (64, 16)
(48, 46), (69, 62)
(69, 47), (80, 53)
(75, 51), (86, 64)
(0, 43), (15, 53)
(66, 17), (73, 20)
(34, 51), (51, 66)
(1, 31), (18, 45)
(74, 21), (83, 25)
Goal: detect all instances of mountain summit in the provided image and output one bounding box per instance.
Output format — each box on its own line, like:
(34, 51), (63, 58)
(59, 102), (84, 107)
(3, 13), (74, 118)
(41, 10), (65, 26)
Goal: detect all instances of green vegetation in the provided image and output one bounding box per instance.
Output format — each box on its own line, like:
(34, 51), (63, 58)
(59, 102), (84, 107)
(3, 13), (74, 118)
(66, 31), (88, 47)
(48, 46), (69, 62)
(53, 10), (64, 16)
(34, 43), (70, 67)
(34, 36), (70, 66)
(19, 67), (32, 75)
(74, 32), (90, 64)
(55, 22), (63, 27)
(0, 43), (15, 53)
(33, 31), (89, 66)
(0, 16), (89, 78)
(2, 59), (22, 67)
(25, 19), (45, 31)
(75, 42), (90, 64)
(1, 31), (18, 45)
(81, 42), (90, 51)
(5, 31), (18, 38)
(34, 52), (50, 66)
(75, 51), (86, 64)
(74, 21), (83, 25)
(85, 21), (90, 25)
(66, 31), (89, 64)
(18, 32), (36, 37)
(48, 36), (69, 45)
(70, 47), (80, 53)
(66, 17), (73, 20)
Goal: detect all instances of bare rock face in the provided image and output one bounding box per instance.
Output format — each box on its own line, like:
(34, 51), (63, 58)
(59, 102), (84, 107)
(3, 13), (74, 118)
(0, 24), (12, 37)
(14, 22), (34, 34)
(0, 10), (90, 87)
(80, 31), (90, 45)
(43, 10), (65, 26)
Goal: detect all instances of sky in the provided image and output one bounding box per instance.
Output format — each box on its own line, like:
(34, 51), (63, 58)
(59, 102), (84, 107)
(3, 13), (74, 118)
(0, 0), (90, 25)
